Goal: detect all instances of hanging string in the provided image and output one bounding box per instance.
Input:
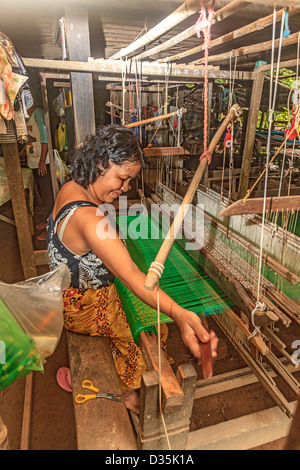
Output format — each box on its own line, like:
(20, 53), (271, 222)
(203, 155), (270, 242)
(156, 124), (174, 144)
(156, 281), (171, 450)
(121, 57), (128, 126)
(196, 0), (215, 165)
(249, 8), (285, 339)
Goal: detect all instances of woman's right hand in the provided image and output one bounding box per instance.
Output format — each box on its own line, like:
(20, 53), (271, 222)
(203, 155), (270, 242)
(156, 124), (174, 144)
(174, 309), (219, 361)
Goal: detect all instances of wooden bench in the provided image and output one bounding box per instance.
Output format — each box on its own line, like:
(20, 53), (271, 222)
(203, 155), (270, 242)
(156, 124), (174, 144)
(67, 329), (197, 450)
(67, 331), (137, 450)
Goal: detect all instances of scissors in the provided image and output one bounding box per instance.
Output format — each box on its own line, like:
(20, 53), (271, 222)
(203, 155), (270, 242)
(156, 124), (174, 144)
(75, 380), (122, 404)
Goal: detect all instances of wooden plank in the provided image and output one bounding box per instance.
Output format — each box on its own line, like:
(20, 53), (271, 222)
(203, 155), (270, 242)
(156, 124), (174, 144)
(67, 331), (137, 450)
(22, 58), (254, 82)
(139, 332), (184, 412)
(220, 195), (300, 217)
(187, 401), (298, 450)
(195, 362), (298, 399)
(20, 373), (34, 450)
(2, 143), (37, 279)
(144, 147), (190, 157)
(34, 250), (50, 266)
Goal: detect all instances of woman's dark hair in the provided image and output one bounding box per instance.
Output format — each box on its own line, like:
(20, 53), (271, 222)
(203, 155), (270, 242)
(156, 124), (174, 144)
(70, 125), (144, 188)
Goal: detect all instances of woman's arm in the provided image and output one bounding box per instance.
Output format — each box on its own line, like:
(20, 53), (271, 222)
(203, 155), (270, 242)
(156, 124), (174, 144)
(78, 209), (218, 360)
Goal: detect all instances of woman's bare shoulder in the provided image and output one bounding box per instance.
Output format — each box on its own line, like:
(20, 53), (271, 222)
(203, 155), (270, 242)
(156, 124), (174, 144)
(52, 181), (92, 219)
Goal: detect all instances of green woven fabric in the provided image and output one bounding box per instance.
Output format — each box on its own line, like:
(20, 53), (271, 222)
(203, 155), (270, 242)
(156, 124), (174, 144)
(115, 214), (233, 343)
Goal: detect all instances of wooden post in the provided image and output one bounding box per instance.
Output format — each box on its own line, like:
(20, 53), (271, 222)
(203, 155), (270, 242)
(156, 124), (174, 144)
(137, 363), (197, 450)
(64, 5), (95, 146)
(2, 143), (37, 279)
(238, 70), (264, 199)
(40, 72), (60, 200)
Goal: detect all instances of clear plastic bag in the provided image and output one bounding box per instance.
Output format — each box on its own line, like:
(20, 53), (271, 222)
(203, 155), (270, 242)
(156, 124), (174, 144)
(0, 265), (71, 361)
(0, 298), (43, 391)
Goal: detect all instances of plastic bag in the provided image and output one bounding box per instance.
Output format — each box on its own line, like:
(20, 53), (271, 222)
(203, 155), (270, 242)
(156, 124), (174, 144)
(0, 265), (71, 362)
(54, 149), (70, 185)
(0, 298), (43, 391)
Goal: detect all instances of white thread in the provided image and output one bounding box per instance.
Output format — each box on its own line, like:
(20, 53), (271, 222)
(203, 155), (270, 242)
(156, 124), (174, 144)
(148, 268), (162, 278)
(156, 281), (171, 450)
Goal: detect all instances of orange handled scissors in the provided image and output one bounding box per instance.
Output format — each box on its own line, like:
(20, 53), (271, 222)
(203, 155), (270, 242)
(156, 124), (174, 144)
(75, 379), (122, 404)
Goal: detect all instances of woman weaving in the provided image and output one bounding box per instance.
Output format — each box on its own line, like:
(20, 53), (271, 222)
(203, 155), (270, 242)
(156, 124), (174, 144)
(46, 125), (218, 413)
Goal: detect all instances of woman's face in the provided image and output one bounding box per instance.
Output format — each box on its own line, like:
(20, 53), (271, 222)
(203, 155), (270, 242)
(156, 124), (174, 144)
(89, 161), (141, 204)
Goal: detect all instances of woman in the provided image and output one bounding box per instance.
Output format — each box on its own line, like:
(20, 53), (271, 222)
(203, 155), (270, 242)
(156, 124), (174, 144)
(46, 125), (218, 413)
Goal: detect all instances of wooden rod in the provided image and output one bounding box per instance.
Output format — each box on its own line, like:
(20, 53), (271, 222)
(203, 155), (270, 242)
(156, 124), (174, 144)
(219, 195), (300, 217)
(125, 108), (186, 129)
(144, 104), (241, 290)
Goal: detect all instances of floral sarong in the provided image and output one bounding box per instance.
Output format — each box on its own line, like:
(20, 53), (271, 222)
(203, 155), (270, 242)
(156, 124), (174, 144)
(63, 283), (169, 390)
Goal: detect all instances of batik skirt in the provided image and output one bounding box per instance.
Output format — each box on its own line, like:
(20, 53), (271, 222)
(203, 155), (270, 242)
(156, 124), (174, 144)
(62, 283), (169, 391)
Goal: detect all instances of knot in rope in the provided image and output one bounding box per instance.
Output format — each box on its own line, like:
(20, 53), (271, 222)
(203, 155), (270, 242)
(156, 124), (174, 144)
(196, 1), (215, 159)
(200, 150), (212, 165)
(248, 301), (266, 339)
(195, 1), (215, 40)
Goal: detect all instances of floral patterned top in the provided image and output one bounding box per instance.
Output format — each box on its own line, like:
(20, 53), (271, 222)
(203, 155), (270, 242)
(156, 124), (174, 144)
(46, 200), (115, 289)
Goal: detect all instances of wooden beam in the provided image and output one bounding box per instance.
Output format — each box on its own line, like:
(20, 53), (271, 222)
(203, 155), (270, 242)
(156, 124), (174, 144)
(137, 363), (197, 450)
(238, 70), (265, 199)
(40, 72), (59, 200)
(108, 0), (202, 60)
(187, 401), (298, 450)
(2, 143), (37, 279)
(144, 147), (190, 156)
(22, 57), (254, 82)
(64, 5), (95, 145)
(139, 332), (184, 412)
(164, 7), (300, 63)
(136, 0), (250, 61)
(220, 195), (300, 217)
(191, 30), (300, 66)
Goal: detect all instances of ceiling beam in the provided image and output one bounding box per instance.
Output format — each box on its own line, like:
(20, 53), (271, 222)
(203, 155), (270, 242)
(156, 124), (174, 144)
(134, 0), (251, 61)
(162, 6), (300, 63)
(191, 30), (300, 66)
(108, 0), (206, 60)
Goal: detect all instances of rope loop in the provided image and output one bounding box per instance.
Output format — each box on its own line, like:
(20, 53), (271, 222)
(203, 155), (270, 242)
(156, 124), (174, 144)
(148, 262), (165, 279)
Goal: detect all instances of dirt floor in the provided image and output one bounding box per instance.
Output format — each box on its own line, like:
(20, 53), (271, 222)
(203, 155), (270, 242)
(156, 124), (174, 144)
(0, 192), (297, 450)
